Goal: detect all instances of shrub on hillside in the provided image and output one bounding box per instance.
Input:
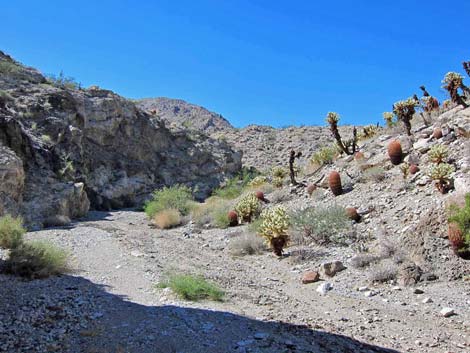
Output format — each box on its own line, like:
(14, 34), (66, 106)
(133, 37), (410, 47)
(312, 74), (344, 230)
(310, 145), (337, 166)
(0, 215), (25, 249)
(290, 205), (351, 245)
(153, 209), (182, 229)
(229, 232), (266, 256)
(5, 241), (69, 278)
(191, 197), (233, 229)
(144, 185), (193, 219)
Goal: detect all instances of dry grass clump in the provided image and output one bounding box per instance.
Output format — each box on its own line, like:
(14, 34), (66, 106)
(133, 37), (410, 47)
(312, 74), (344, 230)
(191, 197), (233, 229)
(157, 273), (224, 301)
(0, 215), (25, 249)
(229, 232), (266, 256)
(367, 260), (399, 283)
(360, 166), (386, 183)
(153, 209), (182, 229)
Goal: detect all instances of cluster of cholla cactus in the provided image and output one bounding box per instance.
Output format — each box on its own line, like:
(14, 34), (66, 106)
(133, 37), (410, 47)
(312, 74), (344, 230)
(447, 194), (470, 259)
(382, 112), (396, 128)
(234, 193), (262, 222)
(257, 205), (290, 256)
(428, 145), (449, 164)
(441, 72), (468, 106)
(393, 98), (418, 136)
(272, 166), (287, 188)
(430, 163), (455, 194)
(248, 175), (268, 187)
(325, 112), (357, 155)
(419, 86), (440, 114)
(358, 124), (380, 140)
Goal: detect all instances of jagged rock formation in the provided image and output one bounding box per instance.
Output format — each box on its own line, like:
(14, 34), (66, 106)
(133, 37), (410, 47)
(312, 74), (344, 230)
(0, 51), (241, 228)
(137, 98), (355, 172)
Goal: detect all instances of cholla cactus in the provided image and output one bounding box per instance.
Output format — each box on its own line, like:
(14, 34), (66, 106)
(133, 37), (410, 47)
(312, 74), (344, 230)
(442, 72), (466, 106)
(463, 62), (470, 77)
(249, 176), (268, 187)
(234, 193), (262, 222)
(325, 112), (357, 155)
(400, 163), (410, 180)
(272, 166), (287, 179)
(393, 98), (418, 136)
(421, 96), (439, 112)
(359, 124), (380, 140)
(257, 205), (290, 256)
(430, 163), (455, 194)
(382, 112), (395, 128)
(428, 145), (449, 164)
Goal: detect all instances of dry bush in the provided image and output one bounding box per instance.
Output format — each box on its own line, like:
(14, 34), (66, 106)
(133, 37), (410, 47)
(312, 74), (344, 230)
(153, 209), (182, 229)
(350, 253), (380, 268)
(367, 259), (398, 283)
(229, 232), (266, 256)
(191, 197), (233, 228)
(359, 166), (386, 183)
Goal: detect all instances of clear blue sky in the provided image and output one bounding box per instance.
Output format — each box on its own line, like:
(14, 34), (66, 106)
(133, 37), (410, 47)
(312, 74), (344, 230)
(2, 1), (469, 127)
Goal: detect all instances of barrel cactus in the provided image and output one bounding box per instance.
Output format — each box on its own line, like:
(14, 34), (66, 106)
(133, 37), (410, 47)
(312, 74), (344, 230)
(227, 210), (239, 227)
(257, 205), (290, 256)
(345, 207), (360, 222)
(432, 127), (443, 139)
(328, 171), (342, 196)
(387, 140), (403, 165)
(234, 193), (262, 222)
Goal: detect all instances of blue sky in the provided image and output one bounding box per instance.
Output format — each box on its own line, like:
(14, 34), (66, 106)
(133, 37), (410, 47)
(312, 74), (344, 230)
(2, 1), (469, 127)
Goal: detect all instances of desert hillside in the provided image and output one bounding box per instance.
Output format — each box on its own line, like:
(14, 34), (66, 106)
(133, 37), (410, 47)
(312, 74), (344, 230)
(1, 52), (470, 353)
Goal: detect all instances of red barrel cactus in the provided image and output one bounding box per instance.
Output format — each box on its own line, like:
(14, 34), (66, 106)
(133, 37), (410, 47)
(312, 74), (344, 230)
(409, 164), (420, 175)
(328, 171), (342, 196)
(227, 210), (238, 227)
(387, 140), (403, 165)
(345, 207), (360, 222)
(306, 184), (317, 196)
(255, 191), (265, 202)
(433, 127), (443, 139)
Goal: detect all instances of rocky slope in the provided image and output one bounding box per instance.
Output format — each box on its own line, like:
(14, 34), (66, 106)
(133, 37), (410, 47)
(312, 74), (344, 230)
(137, 98), (354, 172)
(0, 52), (241, 228)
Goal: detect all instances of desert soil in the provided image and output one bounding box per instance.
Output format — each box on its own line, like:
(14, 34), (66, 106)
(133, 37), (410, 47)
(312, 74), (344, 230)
(19, 209), (469, 353)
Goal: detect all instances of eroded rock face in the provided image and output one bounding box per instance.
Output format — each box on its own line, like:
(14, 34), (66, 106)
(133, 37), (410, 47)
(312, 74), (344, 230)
(0, 145), (24, 216)
(0, 51), (241, 227)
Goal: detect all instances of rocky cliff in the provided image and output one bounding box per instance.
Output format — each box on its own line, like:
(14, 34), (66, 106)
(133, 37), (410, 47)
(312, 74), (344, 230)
(0, 51), (241, 228)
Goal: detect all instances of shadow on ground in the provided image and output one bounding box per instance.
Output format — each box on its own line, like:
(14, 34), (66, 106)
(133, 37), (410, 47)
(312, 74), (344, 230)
(1, 273), (401, 353)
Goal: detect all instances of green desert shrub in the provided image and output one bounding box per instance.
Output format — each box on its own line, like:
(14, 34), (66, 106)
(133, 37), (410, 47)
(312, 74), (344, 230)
(248, 175), (268, 187)
(46, 71), (80, 90)
(158, 274), (224, 301)
(0, 215), (25, 249)
(144, 185), (193, 218)
(6, 241), (69, 278)
(360, 166), (386, 183)
(290, 205), (351, 245)
(311, 145), (337, 166)
(0, 90), (13, 107)
(448, 194), (470, 252)
(212, 168), (257, 199)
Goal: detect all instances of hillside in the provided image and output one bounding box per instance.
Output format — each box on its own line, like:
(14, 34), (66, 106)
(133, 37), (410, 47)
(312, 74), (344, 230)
(137, 98), (354, 172)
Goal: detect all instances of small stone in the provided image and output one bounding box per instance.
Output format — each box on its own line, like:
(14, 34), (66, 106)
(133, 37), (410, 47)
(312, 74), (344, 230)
(440, 308), (455, 317)
(301, 271), (320, 284)
(422, 297), (433, 304)
(130, 250), (144, 257)
(364, 290), (378, 297)
(254, 332), (269, 340)
(358, 286), (369, 292)
(316, 282), (332, 295)
(413, 288), (424, 294)
(319, 261), (345, 277)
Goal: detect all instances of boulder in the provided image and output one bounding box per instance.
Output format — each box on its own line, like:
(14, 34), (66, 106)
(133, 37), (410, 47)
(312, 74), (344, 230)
(319, 261), (346, 277)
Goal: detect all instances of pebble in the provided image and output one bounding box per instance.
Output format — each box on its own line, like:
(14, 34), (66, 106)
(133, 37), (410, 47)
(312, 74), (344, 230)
(440, 308), (456, 317)
(422, 297), (433, 304)
(316, 282), (332, 295)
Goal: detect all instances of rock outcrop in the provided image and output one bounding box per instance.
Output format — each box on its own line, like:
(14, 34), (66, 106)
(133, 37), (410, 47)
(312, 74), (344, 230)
(0, 51), (241, 228)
